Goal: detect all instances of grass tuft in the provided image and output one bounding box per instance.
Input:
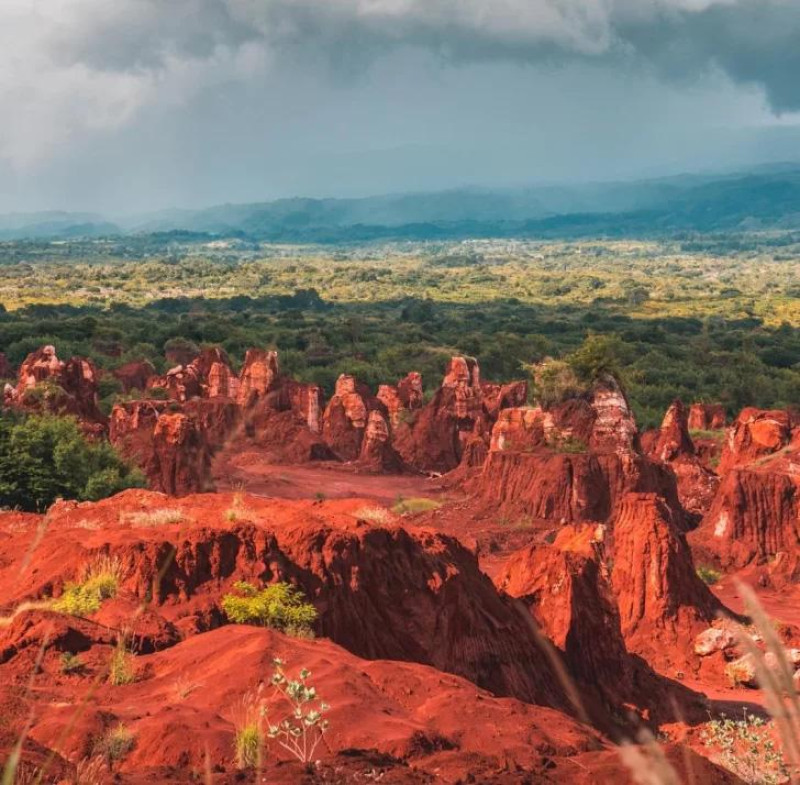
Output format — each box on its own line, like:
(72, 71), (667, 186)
(392, 496), (442, 515)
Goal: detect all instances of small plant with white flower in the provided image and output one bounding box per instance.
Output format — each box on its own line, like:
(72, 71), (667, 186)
(264, 658), (330, 765)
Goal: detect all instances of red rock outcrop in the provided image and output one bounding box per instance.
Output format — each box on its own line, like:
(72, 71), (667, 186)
(2, 492), (569, 711)
(0, 619), (734, 785)
(377, 371), (424, 428)
(644, 400), (719, 518)
(322, 374), (373, 461)
(688, 403), (727, 431)
(148, 348), (240, 403)
(4, 345), (105, 429)
(111, 399), (239, 494)
(718, 407), (794, 474)
(393, 357), (523, 473)
(475, 380), (684, 528)
(611, 493), (720, 667)
(691, 451), (800, 569)
(496, 524), (634, 705)
(236, 348), (279, 406)
(358, 410), (404, 472)
(192, 347), (240, 399)
(112, 359), (156, 393)
(148, 363), (202, 402)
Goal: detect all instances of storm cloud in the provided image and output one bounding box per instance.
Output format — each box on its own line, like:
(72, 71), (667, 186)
(1, 0), (799, 210)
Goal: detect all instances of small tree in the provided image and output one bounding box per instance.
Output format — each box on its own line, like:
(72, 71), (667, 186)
(566, 334), (626, 386)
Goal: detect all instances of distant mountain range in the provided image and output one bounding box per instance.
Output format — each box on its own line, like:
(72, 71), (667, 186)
(4, 163), (800, 243)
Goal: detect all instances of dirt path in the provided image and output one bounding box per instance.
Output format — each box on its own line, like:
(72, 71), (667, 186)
(213, 449), (448, 506)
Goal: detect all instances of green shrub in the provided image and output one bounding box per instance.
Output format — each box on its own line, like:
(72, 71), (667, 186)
(697, 565), (723, 585)
(221, 581), (317, 635)
(60, 652), (86, 674)
(52, 556), (122, 616)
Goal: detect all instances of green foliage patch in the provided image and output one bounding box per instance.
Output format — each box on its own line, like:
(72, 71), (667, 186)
(221, 581), (317, 635)
(0, 412), (145, 512)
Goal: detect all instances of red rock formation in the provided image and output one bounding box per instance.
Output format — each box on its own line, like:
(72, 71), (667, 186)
(113, 360), (156, 393)
(397, 370), (424, 409)
(358, 410), (403, 472)
(111, 399), (238, 494)
(644, 400), (719, 518)
(0, 491), (742, 784)
(611, 493), (720, 666)
(718, 407), (794, 474)
(481, 379), (529, 420)
(688, 403), (727, 431)
(650, 400), (695, 462)
(378, 372), (425, 430)
(393, 357), (497, 473)
(149, 413), (214, 495)
(322, 374), (372, 461)
(4, 345), (105, 429)
(237, 348), (279, 406)
(148, 363), (202, 402)
(475, 381), (684, 527)
(692, 452), (800, 569)
(148, 348), (240, 403)
(496, 524), (634, 705)
(4, 492), (569, 711)
(191, 347), (239, 399)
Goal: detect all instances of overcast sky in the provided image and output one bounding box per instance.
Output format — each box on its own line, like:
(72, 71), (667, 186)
(2, 0), (800, 214)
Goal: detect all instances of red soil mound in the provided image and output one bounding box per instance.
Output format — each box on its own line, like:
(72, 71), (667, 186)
(0, 490), (567, 710)
(0, 623), (737, 784)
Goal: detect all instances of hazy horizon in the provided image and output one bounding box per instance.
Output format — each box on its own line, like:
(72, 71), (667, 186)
(3, 1), (800, 215)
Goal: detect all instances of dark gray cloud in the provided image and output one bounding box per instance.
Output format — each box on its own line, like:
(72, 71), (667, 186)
(0, 0), (798, 211)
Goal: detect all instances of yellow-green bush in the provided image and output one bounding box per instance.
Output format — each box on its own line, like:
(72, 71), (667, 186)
(221, 581), (317, 635)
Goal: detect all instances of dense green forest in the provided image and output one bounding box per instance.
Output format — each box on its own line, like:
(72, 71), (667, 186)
(0, 236), (796, 429)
